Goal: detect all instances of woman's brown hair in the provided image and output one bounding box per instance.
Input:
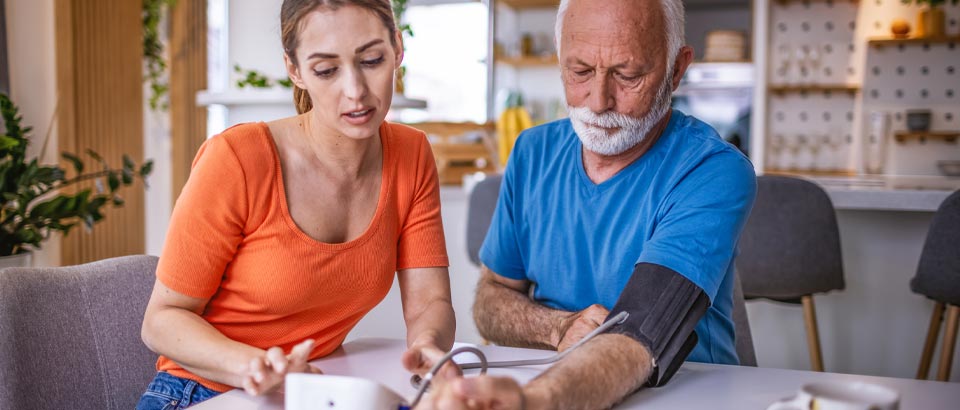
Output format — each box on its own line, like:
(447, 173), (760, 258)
(281, 0), (399, 114)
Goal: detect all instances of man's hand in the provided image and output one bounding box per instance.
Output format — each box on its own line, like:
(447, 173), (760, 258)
(414, 376), (526, 410)
(241, 339), (321, 395)
(555, 304), (609, 352)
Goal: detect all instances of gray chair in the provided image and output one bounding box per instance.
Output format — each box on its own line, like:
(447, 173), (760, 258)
(911, 189), (960, 381)
(466, 174), (757, 366)
(732, 272), (757, 367)
(466, 174), (503, 267)
(736, 175), (845, 372)
(0, 255), (159, 410)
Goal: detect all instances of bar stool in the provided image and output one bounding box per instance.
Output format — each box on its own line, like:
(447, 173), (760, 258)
(912, 189), (960, 381)
(736, 175), (845, 372)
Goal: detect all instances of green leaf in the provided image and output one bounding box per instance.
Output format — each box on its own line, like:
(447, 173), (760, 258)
(85, 149), (106, 168)
(112, 195), (125, 206)
(30, 196), (67, 218)
(15, 227), (43, 247)
(139, 161), (154, 177)
(62, 152), (84, 174)
(122, 154), (135, 171)
(0, 135), (20, 151)
(107, 172), (120, 192)
(121, 169), (134, 185)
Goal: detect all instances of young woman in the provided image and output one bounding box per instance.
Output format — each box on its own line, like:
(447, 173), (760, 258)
(137, 1), (455, 408)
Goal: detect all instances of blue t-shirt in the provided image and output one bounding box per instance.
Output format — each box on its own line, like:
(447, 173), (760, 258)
(479, 110), (756, 364)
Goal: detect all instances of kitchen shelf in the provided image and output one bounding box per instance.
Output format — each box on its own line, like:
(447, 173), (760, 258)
(868, 37), (960, 47)
(499, 0), (559, 9)
(768, 85), (860, 94)
(894, 131), (960, 144)
(196, 89), (426, 109)
(496, 55), (559, 67)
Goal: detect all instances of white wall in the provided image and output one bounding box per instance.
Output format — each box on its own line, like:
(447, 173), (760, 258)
(144, 106), (173, 256)
(350, 187), (484, 344)
(5, 0), (60, 267)
(230, 0), (285, 79)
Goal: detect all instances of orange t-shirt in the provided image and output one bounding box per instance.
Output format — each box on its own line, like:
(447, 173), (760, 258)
(155, 121), (449, 392)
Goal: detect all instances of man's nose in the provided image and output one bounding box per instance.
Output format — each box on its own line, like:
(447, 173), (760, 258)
(586, 74), (615, 114)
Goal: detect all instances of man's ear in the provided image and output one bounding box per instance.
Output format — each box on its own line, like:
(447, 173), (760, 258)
(670, 46), (695, 91)
(284, 53), (306, 89)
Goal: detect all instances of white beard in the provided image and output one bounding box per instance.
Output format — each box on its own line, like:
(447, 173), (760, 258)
(568, 79), (673, 156)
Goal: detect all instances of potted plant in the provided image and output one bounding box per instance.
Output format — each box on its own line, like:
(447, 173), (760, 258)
(0, 93), (153, 267)
(903, 0), (958, 39)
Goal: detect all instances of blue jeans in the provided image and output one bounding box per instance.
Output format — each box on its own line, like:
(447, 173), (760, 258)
(136, 372), (221, 410)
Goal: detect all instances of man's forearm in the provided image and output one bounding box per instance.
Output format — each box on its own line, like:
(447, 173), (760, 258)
(473, 275), (570, 350)
(523, 333), (654, 410)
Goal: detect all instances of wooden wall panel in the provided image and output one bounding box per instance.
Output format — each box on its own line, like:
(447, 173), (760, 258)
(170, 0), (207, 201)
(56, 0), (145, 265)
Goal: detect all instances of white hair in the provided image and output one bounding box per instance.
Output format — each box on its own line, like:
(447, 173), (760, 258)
(567, 71), (673, 156)
(555, 0), (685, 75)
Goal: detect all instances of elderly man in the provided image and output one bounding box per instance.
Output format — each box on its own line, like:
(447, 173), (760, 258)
(417, 0), (756, 408)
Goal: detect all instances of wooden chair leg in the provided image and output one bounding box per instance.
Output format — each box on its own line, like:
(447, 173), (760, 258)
(917, 302), (945, 379)
(802, 295), (825, 372)
(936, 305), (960, 381)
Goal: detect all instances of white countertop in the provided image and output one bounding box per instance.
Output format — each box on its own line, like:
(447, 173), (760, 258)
(453, 173), (958, 213)
(192, 338), (960, 410)
(786, 174), (959, 212)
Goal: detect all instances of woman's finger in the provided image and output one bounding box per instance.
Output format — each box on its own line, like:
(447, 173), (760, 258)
(287, 339), (315, 371)
(242, 375), (259, 396)
(289, 339), (315, 361)
(266, 346), (288, 374)
(249, 356), (267, 383)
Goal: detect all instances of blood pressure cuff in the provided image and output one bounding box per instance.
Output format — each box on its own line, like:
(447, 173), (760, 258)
(604, 263), (710, 388)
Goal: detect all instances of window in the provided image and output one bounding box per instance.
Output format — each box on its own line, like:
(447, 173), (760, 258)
(396, 2), (489, 123)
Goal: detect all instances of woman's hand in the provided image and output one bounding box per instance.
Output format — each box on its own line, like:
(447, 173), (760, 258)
(241, 339), (321, 395)
(402, 339), (461, 380)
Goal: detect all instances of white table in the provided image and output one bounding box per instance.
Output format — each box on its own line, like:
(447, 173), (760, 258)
(192, 338), (960, 409)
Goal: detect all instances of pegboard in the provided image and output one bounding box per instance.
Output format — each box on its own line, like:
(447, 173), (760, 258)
(857, 1), (960, 176)
(766, 0), (861, 172)
(766, 91), (858, 172)
(768, 1), (862, 86)
(762, 0), (960, 175)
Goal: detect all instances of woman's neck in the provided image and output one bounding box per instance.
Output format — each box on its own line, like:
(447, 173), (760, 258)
(296, 112), (382, 180)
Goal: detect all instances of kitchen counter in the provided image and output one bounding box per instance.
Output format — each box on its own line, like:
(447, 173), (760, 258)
(779, 174), (959, 212)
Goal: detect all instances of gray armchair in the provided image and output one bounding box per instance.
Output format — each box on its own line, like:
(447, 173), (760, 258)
(0, 255), (159, 410)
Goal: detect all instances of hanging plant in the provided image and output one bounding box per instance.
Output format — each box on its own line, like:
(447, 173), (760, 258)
(143, 0), (177, 111)
(392, 0), (413, 95)
(392, 0), (414, 39)
(233, 65), (293, 89)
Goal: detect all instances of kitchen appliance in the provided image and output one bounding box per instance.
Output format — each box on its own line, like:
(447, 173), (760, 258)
(673, 62), (754, 155)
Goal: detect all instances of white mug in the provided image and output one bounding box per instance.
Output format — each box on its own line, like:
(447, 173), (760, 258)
(767, 381), (899, 410)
